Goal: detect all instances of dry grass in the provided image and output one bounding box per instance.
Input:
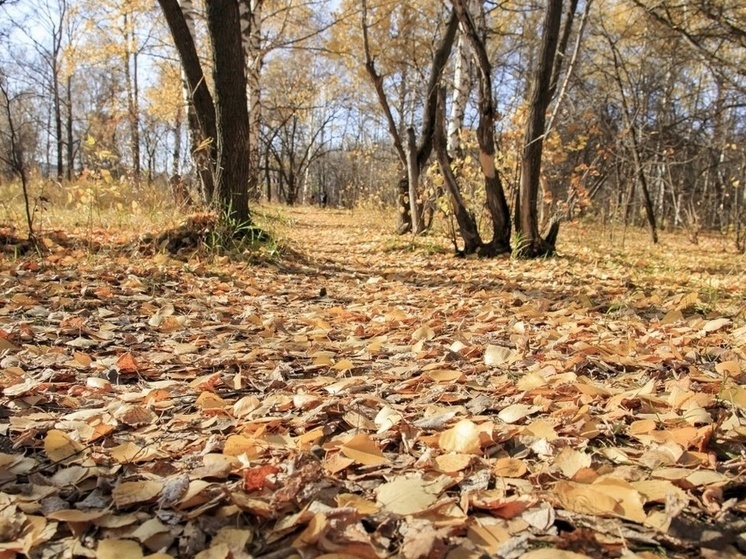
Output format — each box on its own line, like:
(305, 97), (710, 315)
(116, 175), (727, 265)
(1, 176), (744, 318)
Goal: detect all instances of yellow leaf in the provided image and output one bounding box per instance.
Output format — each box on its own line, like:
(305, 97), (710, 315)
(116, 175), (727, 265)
(660, 309), (683, 325)
(335, 493), (380, 514)
(498, 404), (540, 424)
(520, 549), (592, 558)
(554, 448), (591, 479)
(292, 512), (327, 547)
(376, 476), (438, 515)
(332, 359), (354, 371)
(467, 518), (510, 554)
(676, 292), (700, 310)
(44, 430), (84, 463)
(523, 419), (557, 441)
(493, 457), (528, 478)
(194, 542), (231, 559)
(426, 369), (463, 383)
(374, 405), (403, 434)
(110, 442), (165, 464)
(232, 395), (261, 417)
(112, 480), (163, 508)
(196, 392), (227, 409)
(435, 453), (473, 473)
(47, 509), (108, 522)
(715, 361), (741, 377)
(484, 345), (520, 367)
(97, 539), (143, 559)
(412, 325), (435, 341)
(339, 433), (388, 466)
(702, 318), (730, 333)
(555, 479), (646, 522)
(439, 419), (481, 454)
(323, 452), (355, 474)
(223, 435), (263, 458)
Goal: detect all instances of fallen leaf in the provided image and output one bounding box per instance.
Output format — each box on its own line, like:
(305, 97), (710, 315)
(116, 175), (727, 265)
(376, 476), (439, 515)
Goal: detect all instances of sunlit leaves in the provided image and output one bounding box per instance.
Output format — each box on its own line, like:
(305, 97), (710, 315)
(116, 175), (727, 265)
(2, 208), (746, 558)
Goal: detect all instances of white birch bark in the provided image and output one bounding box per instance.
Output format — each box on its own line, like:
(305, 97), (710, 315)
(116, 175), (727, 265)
(447, 0), (480, 158)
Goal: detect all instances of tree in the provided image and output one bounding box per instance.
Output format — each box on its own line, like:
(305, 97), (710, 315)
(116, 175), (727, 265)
(239, 0), (333, 201)
(262, 51), (342, 205)
(10, 0), (69, 180)
(177, 0), (215, 202)
(357, 0), (458, 234)
(158, 0), (251, 225)
(0, 76), (34, 241)
(515, 0), (578, 257)
(450, 0), (512, 256)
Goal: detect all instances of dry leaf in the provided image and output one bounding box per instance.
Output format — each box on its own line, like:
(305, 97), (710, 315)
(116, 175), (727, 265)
(439, 419), (482, 454)
(376, 476), (439, 515)
(112, 480), (164, 508)
(44, 430), (84, 463)
(340, 433), (389, 466)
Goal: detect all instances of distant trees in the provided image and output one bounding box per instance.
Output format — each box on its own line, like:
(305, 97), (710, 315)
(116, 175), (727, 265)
(0, 0), (744, 251)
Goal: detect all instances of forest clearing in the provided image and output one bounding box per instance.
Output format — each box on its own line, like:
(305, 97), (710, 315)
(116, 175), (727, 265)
(1, 205), (745, 559)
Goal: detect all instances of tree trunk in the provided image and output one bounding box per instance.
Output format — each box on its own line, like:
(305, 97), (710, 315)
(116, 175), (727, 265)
(52, 58), (63, 181)
(607, 39), (658, 243)
(447, 0), (480, 159)
(435, 88), (482, 254)
(516, 0), (564, 257)
(406, 127), (423, 234)
(360, 1), (458, 235)
(453, 0), (511, 255)
(172, 102), (182, 176)
(239, 0), (263, 201)
(159, 0), (217, 201)
(123, 9), (141, 187)
(205, 0), (251, 225)
(181, 0), (215, 202)
(66, 75), (74, 181)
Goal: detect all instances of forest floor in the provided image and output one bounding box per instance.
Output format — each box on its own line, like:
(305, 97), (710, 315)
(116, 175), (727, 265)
(1, 205), (746, 559)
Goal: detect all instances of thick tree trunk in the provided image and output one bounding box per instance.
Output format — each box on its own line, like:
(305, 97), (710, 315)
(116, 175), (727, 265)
(205, 0), (251, 225)
(516, 0), (564, 257)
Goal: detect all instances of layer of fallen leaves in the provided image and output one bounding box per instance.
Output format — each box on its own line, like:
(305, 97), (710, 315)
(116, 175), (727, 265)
(1, 207), (746, 559)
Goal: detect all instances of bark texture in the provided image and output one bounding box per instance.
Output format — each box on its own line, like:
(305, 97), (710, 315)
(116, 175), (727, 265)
(453, 0), (511, 255)
(205, 0), (251, 225)
(159, 0), (217, 201)
(516, 0), (565, 257)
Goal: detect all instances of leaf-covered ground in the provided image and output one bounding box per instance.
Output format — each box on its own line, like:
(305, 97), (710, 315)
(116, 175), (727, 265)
(1, 207), (746, 559)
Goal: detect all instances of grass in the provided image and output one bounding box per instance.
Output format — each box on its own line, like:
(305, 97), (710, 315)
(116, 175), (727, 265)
(1, 176), (745, 318)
